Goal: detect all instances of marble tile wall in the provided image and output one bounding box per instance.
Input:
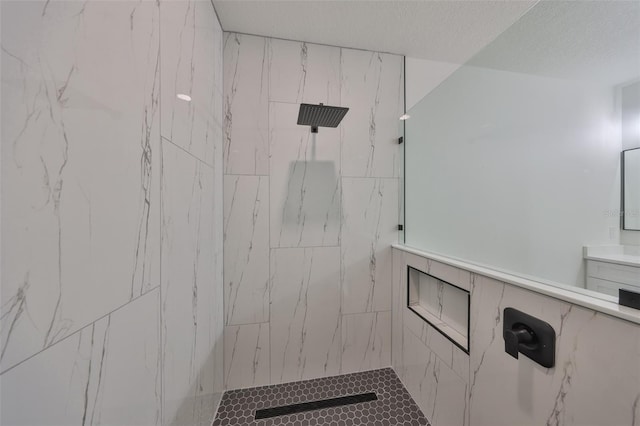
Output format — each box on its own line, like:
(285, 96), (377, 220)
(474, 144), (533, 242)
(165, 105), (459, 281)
(1, 1), (224, 425)
(392, 247), (640, 426)
(223, 33), (404, 389)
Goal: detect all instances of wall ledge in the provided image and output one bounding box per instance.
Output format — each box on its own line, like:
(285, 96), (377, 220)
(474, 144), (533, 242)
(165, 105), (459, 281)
(392, 244), (640, 325)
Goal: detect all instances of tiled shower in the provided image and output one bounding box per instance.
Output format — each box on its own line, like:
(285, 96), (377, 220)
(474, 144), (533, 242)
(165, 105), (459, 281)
(1, 1), (223, 425)
(2, 1), (640, 426)
(222, 33), (403, 390)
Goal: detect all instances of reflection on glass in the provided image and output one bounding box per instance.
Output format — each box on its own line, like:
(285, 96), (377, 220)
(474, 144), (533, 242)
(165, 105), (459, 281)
(623, 148), (640, 231)
(404, 1), (640, 299)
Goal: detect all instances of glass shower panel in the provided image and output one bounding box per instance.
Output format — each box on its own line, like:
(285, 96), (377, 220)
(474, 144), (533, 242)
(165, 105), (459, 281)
(404, 1), (640, 294)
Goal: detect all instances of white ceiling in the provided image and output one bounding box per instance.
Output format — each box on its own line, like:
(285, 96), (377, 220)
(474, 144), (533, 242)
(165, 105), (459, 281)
(212, 0), (537, 64)
(468, 0), (640, 85)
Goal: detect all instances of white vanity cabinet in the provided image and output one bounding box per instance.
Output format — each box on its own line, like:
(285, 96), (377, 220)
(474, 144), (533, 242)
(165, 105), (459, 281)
(584, 246), (640, 297)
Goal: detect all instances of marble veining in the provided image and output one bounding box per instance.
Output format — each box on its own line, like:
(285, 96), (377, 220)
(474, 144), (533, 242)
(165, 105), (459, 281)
(269, 39), (340, 105)
(393, 246), (640, 426)
(161, 140), (221, 426)
(223, 33), (270, 175)
(400, 328), (468, 426)
(224, 323), (271, 390)
(223, 32), (404, 390)
(1, 0), (161, 372)
(1, 1), (224, 424)
(270, 247), (342, 383)
(223, 175), (270, 326)
(161, 0), (220, 166)
(224, 33), (402, 388)
(342, 178), (398, 314)
(1, 289), (162, 426)
(341, 311), (392, 374)
(341, 50), (403, 178)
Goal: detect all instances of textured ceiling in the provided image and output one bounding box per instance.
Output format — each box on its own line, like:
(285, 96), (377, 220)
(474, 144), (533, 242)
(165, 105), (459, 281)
(468, 0), (640, 85)
(212, 0), (537, 64)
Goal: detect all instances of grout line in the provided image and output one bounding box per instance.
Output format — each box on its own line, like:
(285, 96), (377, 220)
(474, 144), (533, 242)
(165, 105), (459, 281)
(225, 321), (271, 327)
(210, 0), (224, 32)
(225, 31), (404, 58)
(158, 3), (165, 422)
(338, 46), (345, 376)
(270, 245), (341, 250)
(341, 176), (400, 181)
(266, 40), (273, 386)
(0, 286), (161, 376)
(222, 173), (271, 177)
(161, 136), (215, 169)
(340, 310), (392, 318)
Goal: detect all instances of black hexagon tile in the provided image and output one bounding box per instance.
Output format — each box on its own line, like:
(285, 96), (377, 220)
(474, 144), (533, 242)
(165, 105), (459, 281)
(212, 368), (430, 425)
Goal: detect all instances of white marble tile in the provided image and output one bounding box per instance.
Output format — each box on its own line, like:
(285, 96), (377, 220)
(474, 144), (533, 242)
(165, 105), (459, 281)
(469, 274), (640, 426)
(269, 102), (341, 248)
(211, 103), (224, 415)
(396, 247), (640, 426)
(223, 32), (270, 175)
(391, 249), (406, 372)
(223, 175), (270, 325)
(426, 258), (473, 292)
(1, 0), (160, 372)
(401, 327), (468, 426)
(224, 323), (270, 390)
(341, 50), (404, 178)
(404, 306), (431, 347)
(341, 311), (391, 374)
(404, 306), (458, 371)
(269, 38), (340, 105)
(341, 178), (398, 314)
(160, 0), (220, 166)
(404, 251), (432, 277)
(270, 247), (342, 384)
(1, 289), (161, 426)
(161, 141), (221, 426)
(452, 345), (470, 385)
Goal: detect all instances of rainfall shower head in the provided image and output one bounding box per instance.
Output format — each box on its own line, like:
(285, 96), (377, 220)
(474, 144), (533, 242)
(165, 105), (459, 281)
(297, 103), (349, 133)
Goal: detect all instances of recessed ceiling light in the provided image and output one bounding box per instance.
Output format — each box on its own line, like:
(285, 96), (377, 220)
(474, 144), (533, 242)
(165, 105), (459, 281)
(399, 114), (410, 120)
(177, 93), (192, 102)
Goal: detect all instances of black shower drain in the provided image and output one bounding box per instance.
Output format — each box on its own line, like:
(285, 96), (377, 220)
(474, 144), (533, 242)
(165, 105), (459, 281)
(254, 392), (378, 419)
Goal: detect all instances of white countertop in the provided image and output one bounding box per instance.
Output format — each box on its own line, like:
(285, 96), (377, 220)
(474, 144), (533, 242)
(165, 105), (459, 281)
(583, 245), (640, 268)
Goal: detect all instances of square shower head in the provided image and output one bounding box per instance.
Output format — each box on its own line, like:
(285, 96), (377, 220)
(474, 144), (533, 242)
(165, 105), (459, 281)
(297, 103), (349, 133)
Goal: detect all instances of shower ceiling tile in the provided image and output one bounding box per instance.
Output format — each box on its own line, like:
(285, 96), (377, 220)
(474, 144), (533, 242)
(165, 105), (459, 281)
(270, 247), (342, 384)
(223, 33), (270, 175)
(269, 38), (341, 105)
(341, 311), (392, 374)
(160, 0), (221, 166)
(341, 50), (404, 178)
(269, 102), (341, 248)
(224, 175), (270, 325)
(341, 178), (398, 314)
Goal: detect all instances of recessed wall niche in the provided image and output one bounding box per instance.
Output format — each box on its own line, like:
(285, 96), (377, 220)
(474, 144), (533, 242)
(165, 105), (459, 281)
(407, 266), (470, 352)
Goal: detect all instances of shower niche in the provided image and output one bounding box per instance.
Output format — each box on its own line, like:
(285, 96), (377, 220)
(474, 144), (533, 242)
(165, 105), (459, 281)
(407, 266), (470, 352)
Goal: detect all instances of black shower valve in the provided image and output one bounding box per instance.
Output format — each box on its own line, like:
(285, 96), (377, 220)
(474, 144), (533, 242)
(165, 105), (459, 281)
(503, 308), (555, 368)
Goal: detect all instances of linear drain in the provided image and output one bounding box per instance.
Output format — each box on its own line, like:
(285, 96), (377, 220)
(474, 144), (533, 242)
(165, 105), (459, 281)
(254, 392), (378, 420)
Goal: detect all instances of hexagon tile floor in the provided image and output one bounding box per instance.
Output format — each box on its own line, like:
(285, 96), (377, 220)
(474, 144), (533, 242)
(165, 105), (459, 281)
(212, 368), (430, 425)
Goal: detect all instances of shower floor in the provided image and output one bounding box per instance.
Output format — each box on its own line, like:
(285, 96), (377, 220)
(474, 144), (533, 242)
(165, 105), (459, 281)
(212, 367), (430, 425)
